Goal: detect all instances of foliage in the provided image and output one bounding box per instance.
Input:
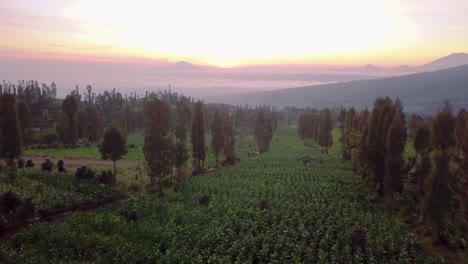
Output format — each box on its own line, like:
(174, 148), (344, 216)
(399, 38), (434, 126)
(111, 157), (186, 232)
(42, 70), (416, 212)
(191, 101), (206, 170)
(0, 126), (440, 263)
(254, 110), (273, 151)
(61, 95), (78, 146)
(0, 170), (126, 221)
(0, 93), (22, 159)
(143, 97), (173, 191)
(384, 106), (406, 195)
(99, 126), (128, 176)
(222, 111), (236, 165)
(211, 109), (224, 166)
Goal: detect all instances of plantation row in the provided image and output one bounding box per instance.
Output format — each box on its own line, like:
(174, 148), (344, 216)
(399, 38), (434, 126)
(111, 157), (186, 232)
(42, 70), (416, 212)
(0, 126), (441, 263)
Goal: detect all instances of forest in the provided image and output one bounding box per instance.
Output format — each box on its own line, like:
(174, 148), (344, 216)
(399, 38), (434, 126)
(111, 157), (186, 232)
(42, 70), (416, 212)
(0, 80), (466, 263)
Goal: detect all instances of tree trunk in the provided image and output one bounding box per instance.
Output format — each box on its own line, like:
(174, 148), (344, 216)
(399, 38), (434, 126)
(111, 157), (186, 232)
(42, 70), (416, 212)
(113, 160), (116, 177)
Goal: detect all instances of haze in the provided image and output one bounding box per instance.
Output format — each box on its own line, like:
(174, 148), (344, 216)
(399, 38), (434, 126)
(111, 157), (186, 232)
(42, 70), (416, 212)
(1, 0), (468, 97)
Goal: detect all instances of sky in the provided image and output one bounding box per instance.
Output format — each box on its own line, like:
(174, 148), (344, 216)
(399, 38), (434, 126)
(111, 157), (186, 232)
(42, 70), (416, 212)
(1, 0), (467, 67)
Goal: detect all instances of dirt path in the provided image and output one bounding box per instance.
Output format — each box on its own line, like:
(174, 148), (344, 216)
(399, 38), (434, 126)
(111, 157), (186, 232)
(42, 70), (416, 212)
(21, 155), (141, 173)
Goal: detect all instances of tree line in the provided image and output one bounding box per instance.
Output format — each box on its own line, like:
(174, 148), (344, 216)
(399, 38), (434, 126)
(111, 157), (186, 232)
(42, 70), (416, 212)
(297, 108), (333, 153)
(338, 97), (467, 243)
(1, 80), (281, 195)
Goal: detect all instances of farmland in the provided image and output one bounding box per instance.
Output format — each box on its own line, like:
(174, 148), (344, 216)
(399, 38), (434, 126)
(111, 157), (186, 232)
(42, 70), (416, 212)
(0, 125), (441, 263)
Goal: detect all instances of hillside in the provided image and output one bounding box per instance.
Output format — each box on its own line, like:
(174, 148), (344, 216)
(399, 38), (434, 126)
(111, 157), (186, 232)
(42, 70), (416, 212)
(209, 65), (468, 114)
(417, 52), (468, 71)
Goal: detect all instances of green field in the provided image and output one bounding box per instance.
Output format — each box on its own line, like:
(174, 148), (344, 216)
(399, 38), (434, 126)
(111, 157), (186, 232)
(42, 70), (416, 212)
(1, 126), (440, 263)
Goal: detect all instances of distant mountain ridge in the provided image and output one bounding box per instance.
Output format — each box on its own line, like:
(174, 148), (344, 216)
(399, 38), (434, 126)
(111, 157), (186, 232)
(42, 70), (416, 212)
(165, 61), (200, 71)
(208, 64), (468, 114)
(416, 52), (468, 71)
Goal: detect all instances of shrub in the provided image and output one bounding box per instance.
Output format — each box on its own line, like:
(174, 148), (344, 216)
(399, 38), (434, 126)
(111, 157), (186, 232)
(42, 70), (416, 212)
(25, 160), (35, 168)
(41, 159), (54, 171)
(74, 166), (96, 180)
(17, 159), (25, 168)
(97, 170), (116, 186)
(33, 129), (59, 145)
(57, 160), (67, 173)
(199, 194), (211, 206)
(0, 191), (22, 216)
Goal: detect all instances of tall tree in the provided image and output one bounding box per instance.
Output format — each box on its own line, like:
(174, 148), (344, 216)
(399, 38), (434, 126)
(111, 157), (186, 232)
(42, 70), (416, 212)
(191, 101), (205, 171)
(61, 95), (78, 145)
(174, 98), (191, 175)
(99, 126), (128, 177)
(0, 94), (22, 160)
(384, 110), (406, 195)
(413, 121), (432, 195)
(254, 110), (273, 151)
(424, 102), (455, 238)
(144, 97), (173, 192)
(17, 101), (33, 147)
(211, 109), (224, 166)
(319, 108), (333, 153)
(366, 97), (395, 195)
(223, 111), (236, 165)
(85, 104), (103, 142)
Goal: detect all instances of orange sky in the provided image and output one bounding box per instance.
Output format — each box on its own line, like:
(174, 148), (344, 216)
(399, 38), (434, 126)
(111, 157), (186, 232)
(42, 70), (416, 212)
(1, 0), (467, 67)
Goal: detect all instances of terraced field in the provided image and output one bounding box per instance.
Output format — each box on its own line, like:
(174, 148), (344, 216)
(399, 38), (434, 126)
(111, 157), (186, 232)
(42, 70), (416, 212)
(0, 126), (441, 263)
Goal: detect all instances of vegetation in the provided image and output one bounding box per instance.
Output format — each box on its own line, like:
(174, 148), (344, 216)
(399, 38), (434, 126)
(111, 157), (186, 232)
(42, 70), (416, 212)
(143, 97), (173, 192)
(254, 110), (273, 151)
(0, 81), (464, 262)
(0, 126), (441, 263)
(99, 126), (128, 176)
(191, 101), (206, 171)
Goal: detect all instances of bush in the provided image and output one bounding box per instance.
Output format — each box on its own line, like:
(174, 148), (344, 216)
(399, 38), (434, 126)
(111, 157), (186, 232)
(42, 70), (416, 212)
(97, 170), (116, 186)
(74, 166), (96, 181)
(25, 160), (35, 168)
(17, 159), (25, 168)
(0, 191), (22, 216)
(33, 129), (59, 145)
(41, 159), (54, 171)
(57, 160), (67, 173)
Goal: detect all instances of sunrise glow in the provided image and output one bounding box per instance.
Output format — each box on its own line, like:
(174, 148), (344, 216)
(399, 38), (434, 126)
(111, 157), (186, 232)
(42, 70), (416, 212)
(1, 0), (467, 66)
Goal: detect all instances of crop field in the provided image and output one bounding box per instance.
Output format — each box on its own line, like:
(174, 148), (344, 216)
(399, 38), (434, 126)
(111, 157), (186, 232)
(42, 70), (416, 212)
(0, 170), (127, 220)
(0, 126), (441, 263)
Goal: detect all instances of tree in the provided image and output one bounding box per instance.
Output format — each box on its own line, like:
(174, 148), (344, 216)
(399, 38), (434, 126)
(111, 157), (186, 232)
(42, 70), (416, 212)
(413, 121), (432, 195)
(384, 111), (406, 195)
(254, 110), (273, 151)
(174, 98), (191, 175)
(223, 111), (236, 165)
(85, 104), (103, 142)
(318, 108), (333, 153)
(366, 97), (395, 195)
(424, 102), (455, 238)
(0, 94), (22, 161)
(17, 101), (33, 147)
(191, 101), (205, 171)
(61, 95), (78, 145)
(143, 97), (173, 192)
(211, 109), (224, 166)
(342, 107), (356, 160)
(99, 126), (127, 177)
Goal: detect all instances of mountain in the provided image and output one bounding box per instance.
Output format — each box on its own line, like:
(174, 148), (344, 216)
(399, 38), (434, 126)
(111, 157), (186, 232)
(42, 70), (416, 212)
(360, 64), (380, 72)
(416, 52), (468, 71)
(208, 65), (468, 114)
(166, 61), (200, 71)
